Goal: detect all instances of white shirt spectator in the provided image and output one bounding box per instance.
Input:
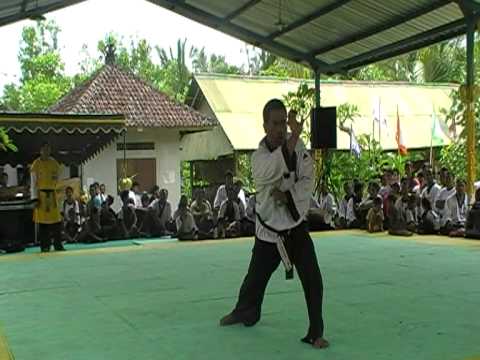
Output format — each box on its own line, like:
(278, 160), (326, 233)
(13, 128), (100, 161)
(149, 199), (172, 227)
(214, 185), (247, 209)
(435, 186), (456, 227)
(421, 182), (441, 214)
(445, 193), (469, 226)
(318, 192), (337, 228)
(174, 209), (197, 234)
(218, 200), (241, 222)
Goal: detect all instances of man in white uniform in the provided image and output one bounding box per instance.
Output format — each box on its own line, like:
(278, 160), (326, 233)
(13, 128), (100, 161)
(219, 99), (329, 349)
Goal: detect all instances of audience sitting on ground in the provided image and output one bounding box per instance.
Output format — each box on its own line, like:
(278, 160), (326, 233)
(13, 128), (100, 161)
(405, 194), (418, 233)
(445, 179), (468, 237)
(214, 171), (235, 212)
(436, 171), (456, 235)
(150, 185), (160, 204)
(118, 190), (138, 239)
(387, 194), (412, 236)
(309, 182), (337, 231)
(336, 181), (352, 228)
(132, 182), (142, 208)
(61, 186), (81, 243)
(357, 181), (381, 229)
(216, 187), (242, 239)
(405, 161), (419, 191)
(465, 188), (480, 239)
(190, 188), (214, 239)
(174, 195), (198, 240)
(346, 180), (364, 228)
(421, 168), (441, 215)
(242, 194), (256, 237)
(418, 198), (439, 235)
(367, 197), (384, 233)
(99, 183), (107, 203)
(147, 188), (173, 236)
(100, 195), (118, 240)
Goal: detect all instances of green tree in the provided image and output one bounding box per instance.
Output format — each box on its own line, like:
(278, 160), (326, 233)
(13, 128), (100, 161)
(1, 20), (72, 111)
(0, 128), (17, 152)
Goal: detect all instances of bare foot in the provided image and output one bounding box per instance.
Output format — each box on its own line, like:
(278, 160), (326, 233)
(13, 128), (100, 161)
(312, 338), (329, 349)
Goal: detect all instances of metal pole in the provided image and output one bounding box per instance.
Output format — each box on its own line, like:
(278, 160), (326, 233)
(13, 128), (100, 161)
(314, 68), (320, 108)
(466, 17), (476, 202)
(314, 68), (322, 195)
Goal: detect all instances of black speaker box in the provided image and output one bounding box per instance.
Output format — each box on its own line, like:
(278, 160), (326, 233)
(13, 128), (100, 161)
(310, 107), (337, 149)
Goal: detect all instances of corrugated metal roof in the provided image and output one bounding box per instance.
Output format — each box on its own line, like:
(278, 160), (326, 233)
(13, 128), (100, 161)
(181, 74), (457, 160)
(1, 1), (477, 73)
(145, 0), (475, 73)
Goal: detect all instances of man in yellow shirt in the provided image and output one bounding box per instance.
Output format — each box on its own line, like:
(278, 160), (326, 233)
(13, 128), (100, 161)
(31, 142), (65, 252)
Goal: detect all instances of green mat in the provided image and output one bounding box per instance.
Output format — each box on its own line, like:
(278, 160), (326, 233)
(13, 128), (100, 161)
(0, 232), (479, 360)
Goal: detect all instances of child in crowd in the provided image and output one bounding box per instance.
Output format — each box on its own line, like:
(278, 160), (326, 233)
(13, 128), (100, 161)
(61, 186), (81, 243)
(118, 190), (138, 239)
(174, 195), (197, 240)
(366, 197), (384, 233)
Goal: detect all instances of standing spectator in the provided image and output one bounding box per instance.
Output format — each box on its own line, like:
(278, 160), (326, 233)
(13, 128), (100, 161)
(420, 168), (441, 216)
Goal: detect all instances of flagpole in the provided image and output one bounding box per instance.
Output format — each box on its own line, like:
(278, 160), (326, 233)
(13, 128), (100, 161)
(378, 98), (381, 147)
(430, 107), (434, 165)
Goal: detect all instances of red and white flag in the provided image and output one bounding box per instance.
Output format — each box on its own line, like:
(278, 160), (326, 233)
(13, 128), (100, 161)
(396, 106), (407, 156)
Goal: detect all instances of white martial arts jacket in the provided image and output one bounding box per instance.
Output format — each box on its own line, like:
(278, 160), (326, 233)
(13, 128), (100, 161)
(435, 186), (456, 227)
(445, 193), (469, 226)
(253, 137), (314, 244)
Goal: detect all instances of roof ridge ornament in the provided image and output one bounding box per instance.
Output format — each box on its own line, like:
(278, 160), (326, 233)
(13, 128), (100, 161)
(105, 42), (116, 65)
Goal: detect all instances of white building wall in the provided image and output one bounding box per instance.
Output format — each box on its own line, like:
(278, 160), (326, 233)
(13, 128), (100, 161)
(82, 128), (182, 212)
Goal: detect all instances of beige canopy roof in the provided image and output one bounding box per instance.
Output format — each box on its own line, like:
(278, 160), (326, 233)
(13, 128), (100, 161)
(181, 74), (456, 160)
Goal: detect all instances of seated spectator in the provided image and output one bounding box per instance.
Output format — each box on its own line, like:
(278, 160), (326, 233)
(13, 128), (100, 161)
(417, 198), (439, 235)
(87, 184), (102, 213)
(190, 188), (214, 239)
(242, 194), (256, 237)
(61, 186), (81, 243)
(387, 194), (412, 236)
(100, 195), (118, 240)
(395, 177), (410, 213)
(99, 183), (107, 203)
(445, 179), (468, 237)
(132, 182), (142, 208)
(146, 188), (173, 236)
(379, 169), (392, 198)
(174, 195), (198, 241)
(465, 188), (480, 239)
(150, 185), (160, 204)
(234, 178), (247, 209)
(405, 194), (418, 233)
(118, 190), (138, 239)
(78, 201), (103, 243)
(405, 161), (419, 191)
(216, 187), (242, 238)
(214, 171), (234, 212)
(335, 181), (352, 228)
(413, 171), (425, 195)
(367, 197), (384, 233)
(309, 182), (336, 231)
(135, 193), (151, 235)
(357, 181), (381, 229)
(436, 171), (456, 235)
(420, 168), (441, 215)
(346, 180), (364, 228)
(0, 172), (9, 188)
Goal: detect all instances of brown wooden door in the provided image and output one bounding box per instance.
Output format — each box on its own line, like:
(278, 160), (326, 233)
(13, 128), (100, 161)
(116, 158), (156, 193)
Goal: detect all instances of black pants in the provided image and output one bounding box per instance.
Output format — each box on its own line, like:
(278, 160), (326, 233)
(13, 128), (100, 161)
(231, 223), (325, 339)
(39, 222), (62, 251)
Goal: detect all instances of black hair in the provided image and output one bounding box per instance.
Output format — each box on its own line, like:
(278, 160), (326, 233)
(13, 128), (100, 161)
(65, 186), (73, 192)
(120, 190), (130, 202)
(373, 197), (382, 206)
(353, 181), (364, 193)
(225, 171), (233, 178)
(132, 182), (139, 188)
(263, 99), (286, 124)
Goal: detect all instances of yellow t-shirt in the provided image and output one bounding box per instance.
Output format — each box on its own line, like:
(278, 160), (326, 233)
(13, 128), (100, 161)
(31, 157), (62, 224)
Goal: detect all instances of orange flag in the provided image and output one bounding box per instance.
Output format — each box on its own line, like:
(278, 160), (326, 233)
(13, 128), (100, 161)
(396, 106), (408, 156)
